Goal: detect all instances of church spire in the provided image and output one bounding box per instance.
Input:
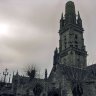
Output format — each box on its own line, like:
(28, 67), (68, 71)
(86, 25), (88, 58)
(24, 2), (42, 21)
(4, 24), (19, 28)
(78, 11), (80, 18)
(60, 13), (64, 29)
(16, 70), (19, 76)
(77, 11), (82, 28)
(45, 69), (47, 80)
(61, 13), (63, 20)
(53, 48), (59, 66)
(65, 1), (76, 25)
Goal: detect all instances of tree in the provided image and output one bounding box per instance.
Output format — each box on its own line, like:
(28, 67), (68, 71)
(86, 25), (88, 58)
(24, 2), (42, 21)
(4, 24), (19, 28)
(25, 65), (37, 81)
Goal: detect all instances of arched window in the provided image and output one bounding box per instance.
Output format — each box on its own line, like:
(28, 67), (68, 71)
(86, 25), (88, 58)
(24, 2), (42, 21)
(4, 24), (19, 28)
(75, 45), (78, 48)
(75, 41), (78, 44)
(65, 42), (67, 48)
(75, 34), (78, 39)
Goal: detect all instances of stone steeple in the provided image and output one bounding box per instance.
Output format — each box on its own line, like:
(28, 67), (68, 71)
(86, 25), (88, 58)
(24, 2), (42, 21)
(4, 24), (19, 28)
(45, 69), (47, 80)
(65, 1), (76, 25)
(59, 1), (87, 68)
(77, 11), (82, 28)
(60, 13), (64, 29)
(53, 48), (59, 66)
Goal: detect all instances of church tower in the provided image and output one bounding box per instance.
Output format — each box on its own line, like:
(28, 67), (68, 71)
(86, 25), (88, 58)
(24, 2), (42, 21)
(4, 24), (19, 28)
(59, 1), (87, 68)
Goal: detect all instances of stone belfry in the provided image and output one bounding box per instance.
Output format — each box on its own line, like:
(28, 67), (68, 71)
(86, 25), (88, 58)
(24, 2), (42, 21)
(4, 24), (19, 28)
(59, 1), (87, 68)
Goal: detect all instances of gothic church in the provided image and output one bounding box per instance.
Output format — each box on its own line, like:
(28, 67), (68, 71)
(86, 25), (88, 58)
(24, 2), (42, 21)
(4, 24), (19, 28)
(48, 1), (96, 96)
(1, 1), (96, 96)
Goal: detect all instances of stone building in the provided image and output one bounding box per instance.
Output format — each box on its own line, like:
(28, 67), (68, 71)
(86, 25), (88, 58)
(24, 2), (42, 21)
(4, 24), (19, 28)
(7, 1), (96, 96)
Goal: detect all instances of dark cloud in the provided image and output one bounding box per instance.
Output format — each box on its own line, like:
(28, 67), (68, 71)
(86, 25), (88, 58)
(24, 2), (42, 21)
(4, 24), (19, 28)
(0, 0), (95, 77)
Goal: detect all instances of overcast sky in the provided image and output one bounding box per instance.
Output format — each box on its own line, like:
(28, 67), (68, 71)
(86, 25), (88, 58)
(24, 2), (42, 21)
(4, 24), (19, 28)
(0, 0), (96, 78)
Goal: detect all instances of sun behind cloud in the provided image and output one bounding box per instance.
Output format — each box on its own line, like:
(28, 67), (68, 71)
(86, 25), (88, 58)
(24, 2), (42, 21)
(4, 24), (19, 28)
(0, 23), (10, 36)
